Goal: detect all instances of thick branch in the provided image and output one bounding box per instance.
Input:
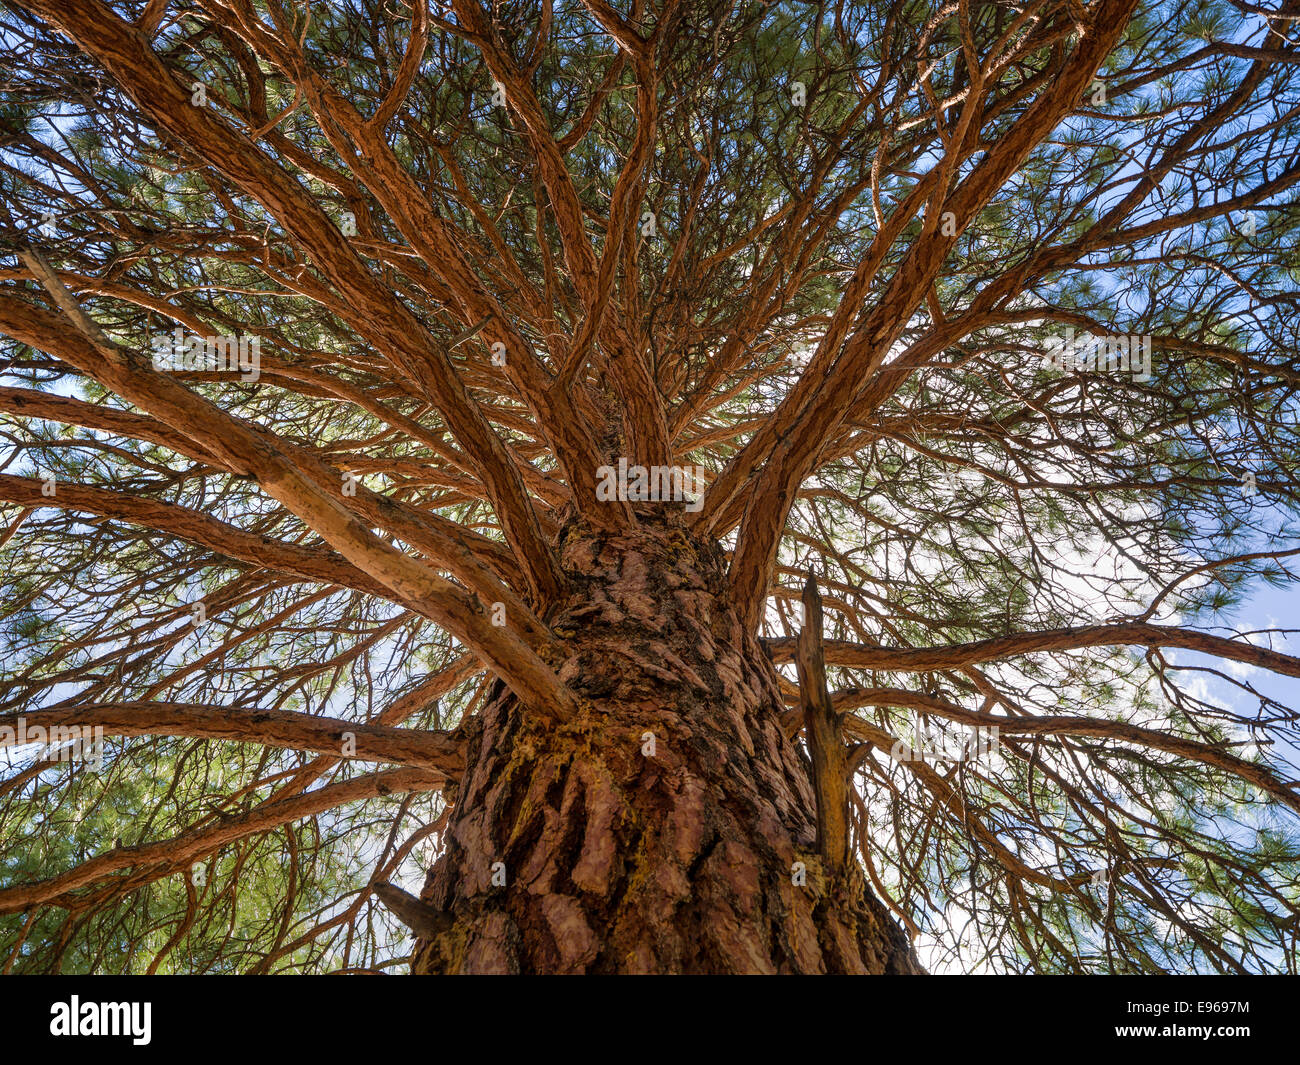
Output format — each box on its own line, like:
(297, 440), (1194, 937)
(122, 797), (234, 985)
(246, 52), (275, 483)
(0, 473), (389, 598)
(0, 767), (444, 915)
(2, 703), (465, 777)
(768, 622), (1300, 679)
(829, 686), (1300, 816)
(794, 576), (850, 873)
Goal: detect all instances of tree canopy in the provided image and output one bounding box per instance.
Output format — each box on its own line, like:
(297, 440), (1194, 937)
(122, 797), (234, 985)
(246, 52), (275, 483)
(1, 0), (1299, 973)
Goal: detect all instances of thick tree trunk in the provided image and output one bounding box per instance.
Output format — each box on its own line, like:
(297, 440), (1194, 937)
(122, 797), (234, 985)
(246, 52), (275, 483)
(411, 516), (923, 974)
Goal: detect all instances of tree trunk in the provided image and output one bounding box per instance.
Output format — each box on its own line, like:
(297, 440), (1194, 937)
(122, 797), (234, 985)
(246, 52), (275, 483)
(411, 516), (923, 974)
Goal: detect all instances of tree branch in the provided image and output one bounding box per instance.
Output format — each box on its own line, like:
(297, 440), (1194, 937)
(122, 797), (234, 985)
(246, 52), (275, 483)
(1, 703), (465, 776)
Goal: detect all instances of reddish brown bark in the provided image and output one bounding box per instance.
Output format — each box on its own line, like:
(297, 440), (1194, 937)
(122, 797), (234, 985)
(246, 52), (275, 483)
(411, 515), (923, 974)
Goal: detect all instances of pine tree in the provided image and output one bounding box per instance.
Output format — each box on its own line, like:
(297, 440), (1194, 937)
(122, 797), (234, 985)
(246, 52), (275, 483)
(1, 0), (1298, 973)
